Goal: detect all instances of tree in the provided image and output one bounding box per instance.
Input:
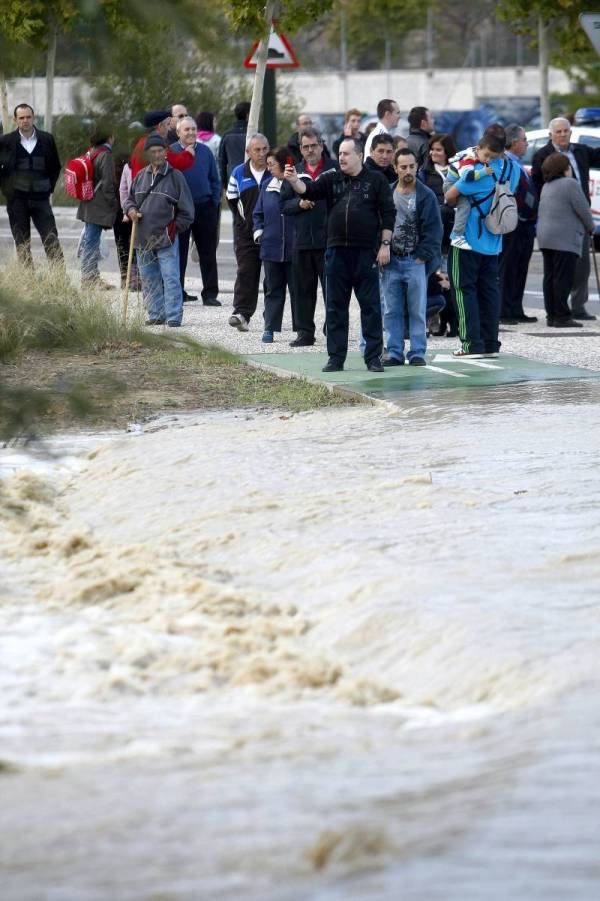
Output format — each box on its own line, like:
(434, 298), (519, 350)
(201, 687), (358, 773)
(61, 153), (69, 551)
(497, 0), (600, 121)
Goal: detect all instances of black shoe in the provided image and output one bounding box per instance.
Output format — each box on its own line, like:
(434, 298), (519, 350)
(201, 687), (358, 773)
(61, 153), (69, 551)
(145, 318), (165, 325)
(290, 335), (315, 347)
(322, 359), (343, 372)
(447, 328), (459, 338)
(432, 325), (447, 337)
(383, 355), (404, 366)
(500, 317), (519, 325)
(203, 297), (221, 307)
(552, 318), (583, 328)
(409, 356), (426, 366)
(183, 292), (198, 303)
(515, 314), (538, 322)
(367, 359), (384, 373)
(572, 311), (596, 321)
(167, 321), (182, 328)
(546, 317), (554, 326)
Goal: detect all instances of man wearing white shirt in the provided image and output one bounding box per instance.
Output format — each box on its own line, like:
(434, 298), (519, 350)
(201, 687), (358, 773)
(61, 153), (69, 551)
(0, 104), (64, 267)
(364, 99), (401, 156)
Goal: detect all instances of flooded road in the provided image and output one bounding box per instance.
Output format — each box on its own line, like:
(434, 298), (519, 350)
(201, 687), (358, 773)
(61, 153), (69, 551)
(2, 382), (600, 899)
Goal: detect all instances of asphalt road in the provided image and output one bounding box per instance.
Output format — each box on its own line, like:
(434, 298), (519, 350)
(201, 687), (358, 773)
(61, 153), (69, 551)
(2, 205), (599, 311)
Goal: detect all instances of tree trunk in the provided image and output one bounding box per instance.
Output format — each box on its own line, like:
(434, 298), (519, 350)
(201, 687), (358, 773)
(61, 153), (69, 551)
(0, 71), (10, 133)
(45, 23), (58, 133)
(246, 1), (276, 146)
(538, 15), (550, 126)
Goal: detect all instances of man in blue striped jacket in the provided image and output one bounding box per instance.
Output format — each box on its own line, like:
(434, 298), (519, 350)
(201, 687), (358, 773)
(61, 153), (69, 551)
(226, 133), (270, 332)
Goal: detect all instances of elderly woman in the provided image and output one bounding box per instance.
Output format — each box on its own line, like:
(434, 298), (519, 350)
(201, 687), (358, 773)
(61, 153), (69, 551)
(537, 152), (594, 328)
(252, 146), (296, 343)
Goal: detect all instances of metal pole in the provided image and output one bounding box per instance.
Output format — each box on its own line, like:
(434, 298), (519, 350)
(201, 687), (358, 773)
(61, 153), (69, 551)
(538, 15), (550, 125)
(263, 67), (277, 147)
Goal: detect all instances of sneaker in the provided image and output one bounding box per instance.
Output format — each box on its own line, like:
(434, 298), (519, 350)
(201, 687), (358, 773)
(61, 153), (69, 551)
(409, 356), (426, 366)
(450, 235), (473, 251)
(367, 359), (385, 373)
(229, 313), (249, 332)
(262, 329), (274, 343)
(167, 321), (181, 328)
(453, 348), (483, 357)
(383, 355), (404, 366)
(322, 359), (343, 372)
(145, 318), (165, 325)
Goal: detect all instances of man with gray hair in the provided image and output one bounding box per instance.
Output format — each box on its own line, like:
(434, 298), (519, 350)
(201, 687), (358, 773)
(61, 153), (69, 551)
(226, 132), (270, 331)
(171, 116), (221, 306)
(499, 124), (539, 323)
(532, 117), (600, 320)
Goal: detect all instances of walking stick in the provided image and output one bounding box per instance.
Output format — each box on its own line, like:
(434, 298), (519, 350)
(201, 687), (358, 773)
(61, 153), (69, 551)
(591, 235), (600, 301)
(122, 216), (138, 325)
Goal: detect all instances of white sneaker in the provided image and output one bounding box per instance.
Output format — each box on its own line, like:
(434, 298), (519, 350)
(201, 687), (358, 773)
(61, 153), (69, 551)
(229, 313), (249, 332)
(450, 235), (473, 251)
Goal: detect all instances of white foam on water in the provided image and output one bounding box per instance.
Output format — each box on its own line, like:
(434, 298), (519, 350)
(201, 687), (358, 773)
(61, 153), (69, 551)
(2, 400), (600, 899)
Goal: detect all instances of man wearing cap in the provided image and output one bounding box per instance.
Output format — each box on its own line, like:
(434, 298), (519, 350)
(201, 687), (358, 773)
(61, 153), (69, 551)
(124, 134), (194, 327)
(130, 109), (195, 178)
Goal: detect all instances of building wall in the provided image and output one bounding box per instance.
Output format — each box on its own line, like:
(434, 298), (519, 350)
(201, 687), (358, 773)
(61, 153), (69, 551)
(5, 67), (573, 123)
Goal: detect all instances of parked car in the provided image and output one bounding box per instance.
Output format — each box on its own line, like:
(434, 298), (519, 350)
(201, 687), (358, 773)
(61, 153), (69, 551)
(524, 125), (600, 239)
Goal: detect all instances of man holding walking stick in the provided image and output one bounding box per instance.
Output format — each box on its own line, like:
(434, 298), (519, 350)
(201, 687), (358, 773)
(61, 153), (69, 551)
(124, 134), (194, 327)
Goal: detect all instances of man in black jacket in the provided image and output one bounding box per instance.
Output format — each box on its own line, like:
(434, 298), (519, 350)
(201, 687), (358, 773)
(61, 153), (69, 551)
(218, 101), (250, 188)
(0, 103), (63, 267)
(284, 137), (395, 372)
(407, 107), (435, 169)
(280, 128), (338, 346)
(532, 117), (600, 320)
(364, 133), (397, 184)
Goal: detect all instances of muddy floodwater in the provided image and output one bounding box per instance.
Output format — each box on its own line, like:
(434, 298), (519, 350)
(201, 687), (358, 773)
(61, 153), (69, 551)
(2, 383), (600, 900)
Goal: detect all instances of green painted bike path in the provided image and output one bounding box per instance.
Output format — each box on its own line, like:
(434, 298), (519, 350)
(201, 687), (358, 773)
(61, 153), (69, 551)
(245, 351), (600, 399)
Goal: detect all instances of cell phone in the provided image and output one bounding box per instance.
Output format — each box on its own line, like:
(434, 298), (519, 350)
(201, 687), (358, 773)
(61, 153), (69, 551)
(286, 156), (294, 167)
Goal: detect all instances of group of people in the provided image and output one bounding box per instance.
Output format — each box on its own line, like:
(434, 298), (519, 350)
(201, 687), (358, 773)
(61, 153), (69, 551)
(0, 98), (598, 358)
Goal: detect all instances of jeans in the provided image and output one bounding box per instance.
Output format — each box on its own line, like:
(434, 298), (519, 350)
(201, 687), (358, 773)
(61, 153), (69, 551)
(80, 221), (103, 282)
(138, 238), (183, 324)
(379, 255), (427, 361)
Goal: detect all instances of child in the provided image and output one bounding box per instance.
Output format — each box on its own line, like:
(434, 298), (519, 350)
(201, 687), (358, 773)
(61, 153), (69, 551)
(444, 124), (506, 250)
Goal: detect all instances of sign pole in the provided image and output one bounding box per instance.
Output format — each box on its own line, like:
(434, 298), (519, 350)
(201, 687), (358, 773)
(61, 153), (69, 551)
(263, 68), (277, 147)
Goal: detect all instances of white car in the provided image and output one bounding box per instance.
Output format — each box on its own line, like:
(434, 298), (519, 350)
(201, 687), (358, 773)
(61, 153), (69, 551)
(524, 126), (600, 234)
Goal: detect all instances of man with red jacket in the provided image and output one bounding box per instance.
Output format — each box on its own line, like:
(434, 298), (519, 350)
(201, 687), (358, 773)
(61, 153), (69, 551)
(130, 109), (195, 178)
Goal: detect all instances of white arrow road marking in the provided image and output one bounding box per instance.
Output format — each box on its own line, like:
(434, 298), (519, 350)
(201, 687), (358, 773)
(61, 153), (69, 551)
(423, 365), (469, 378)
(433, 354), (503, 370)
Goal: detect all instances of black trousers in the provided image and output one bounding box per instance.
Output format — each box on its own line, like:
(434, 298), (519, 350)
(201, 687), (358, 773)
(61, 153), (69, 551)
(263, 260), (296, 332)
(324, 246), (383, 366)
(179, 201), (219, 300)
(541, 249), (578, 321)
(292, 247), (325, 339)
(449, 246), (501, 354)
(499, 220), (535, 318)
(569, 232), (591, 314)
(233, 231), (262, 321)
(113, 214), (133, 280)
(7, 194), (64, 266)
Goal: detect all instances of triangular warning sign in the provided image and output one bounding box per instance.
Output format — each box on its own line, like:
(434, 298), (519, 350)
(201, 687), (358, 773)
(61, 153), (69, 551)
(244, 29), (300, 69)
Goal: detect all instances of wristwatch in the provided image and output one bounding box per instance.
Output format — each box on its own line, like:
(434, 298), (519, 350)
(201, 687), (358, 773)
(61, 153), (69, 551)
(381, 239), (391, 246)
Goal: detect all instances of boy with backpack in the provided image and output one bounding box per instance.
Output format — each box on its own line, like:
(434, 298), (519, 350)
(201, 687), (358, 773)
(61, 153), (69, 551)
(444, 125), (520, 357)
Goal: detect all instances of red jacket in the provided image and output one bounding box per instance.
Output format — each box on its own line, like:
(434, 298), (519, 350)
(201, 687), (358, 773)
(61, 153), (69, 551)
(130, 132), (194, 178)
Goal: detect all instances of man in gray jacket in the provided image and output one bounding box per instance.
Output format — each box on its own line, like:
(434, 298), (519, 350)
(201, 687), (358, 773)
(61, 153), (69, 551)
(125, 134), (194, 326)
